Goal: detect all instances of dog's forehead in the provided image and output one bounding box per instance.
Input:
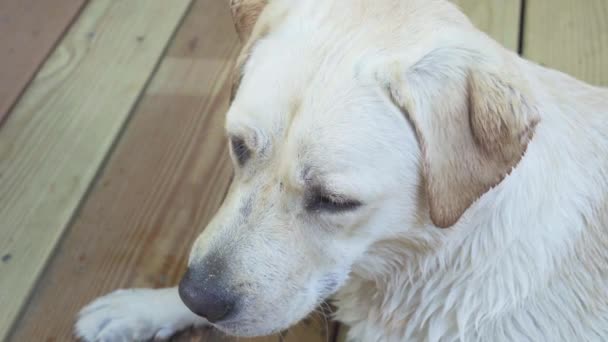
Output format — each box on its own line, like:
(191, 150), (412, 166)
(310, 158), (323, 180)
(227, 27), (368, 141)
(225, 0), (467, 133)
(225, 6), (414, 181)
(229, 31), (358, 121)
(235, 43), (366, 128)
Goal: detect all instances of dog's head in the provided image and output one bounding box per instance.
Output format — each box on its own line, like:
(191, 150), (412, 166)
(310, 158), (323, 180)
(179, 0), (539, 336)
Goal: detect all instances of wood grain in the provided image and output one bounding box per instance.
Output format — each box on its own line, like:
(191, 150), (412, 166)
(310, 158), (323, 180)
(0, 0), (191, 340)
(8, 1), (333, 341)
(0, 0), (86, 124)
(451, 0), (522, 51)
(523, 0), (608, 86)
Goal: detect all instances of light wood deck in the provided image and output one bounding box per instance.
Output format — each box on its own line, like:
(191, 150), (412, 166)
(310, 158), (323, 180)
(0, 0), (86, 123)
(1, 1), (606, 341)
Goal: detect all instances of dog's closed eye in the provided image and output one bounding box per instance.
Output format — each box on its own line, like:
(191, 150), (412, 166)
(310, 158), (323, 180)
(305, 187), (361, 213)
(230, 136), (251, 166)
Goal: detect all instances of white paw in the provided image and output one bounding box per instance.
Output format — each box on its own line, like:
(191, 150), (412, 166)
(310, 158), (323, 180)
(75, 288), (205, 342)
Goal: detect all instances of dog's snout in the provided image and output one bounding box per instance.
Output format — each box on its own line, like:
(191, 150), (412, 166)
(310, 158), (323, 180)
(178, 267), (236, 323)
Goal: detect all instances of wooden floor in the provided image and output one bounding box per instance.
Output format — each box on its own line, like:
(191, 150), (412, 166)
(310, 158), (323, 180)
(0, 1), (606, 341)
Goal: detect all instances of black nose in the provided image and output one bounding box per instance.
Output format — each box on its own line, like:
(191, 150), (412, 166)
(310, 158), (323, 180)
(178, 267), (236, 323)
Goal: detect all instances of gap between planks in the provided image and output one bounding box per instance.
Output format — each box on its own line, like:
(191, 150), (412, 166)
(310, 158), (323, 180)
(522, 0), (608, 86)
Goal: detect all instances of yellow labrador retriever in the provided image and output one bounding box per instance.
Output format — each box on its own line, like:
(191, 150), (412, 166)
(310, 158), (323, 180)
(76, 0), (608, 341)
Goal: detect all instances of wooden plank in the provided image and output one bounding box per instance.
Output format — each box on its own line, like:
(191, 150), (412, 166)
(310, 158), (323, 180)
(0, 0), (191, 340)
(451, 0), (522, 51)
(0, 0), (86, 124)
(8, 0), (334, 341)
(523, 0), (608, 86)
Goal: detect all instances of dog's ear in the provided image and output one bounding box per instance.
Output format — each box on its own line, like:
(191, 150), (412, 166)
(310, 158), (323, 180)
(229, 0), (268, 41)
(383, 48), (539, 228)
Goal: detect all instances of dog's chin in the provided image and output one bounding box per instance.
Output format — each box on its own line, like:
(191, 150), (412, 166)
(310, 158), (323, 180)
(213, 320), (287, 338)
(213, 296), (331, 337)
(213, 276), (344, 337)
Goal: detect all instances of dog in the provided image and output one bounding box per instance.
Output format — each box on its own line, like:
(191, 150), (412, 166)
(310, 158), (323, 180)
(75, 0), (608, 341)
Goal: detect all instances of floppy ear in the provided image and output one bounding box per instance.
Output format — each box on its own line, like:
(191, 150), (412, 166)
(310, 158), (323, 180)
(229, 0), (268, 41)
(384, 49), (539, 228)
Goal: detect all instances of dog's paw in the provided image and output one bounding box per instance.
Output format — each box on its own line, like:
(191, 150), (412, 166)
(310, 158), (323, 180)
(75, 288), (204, 342)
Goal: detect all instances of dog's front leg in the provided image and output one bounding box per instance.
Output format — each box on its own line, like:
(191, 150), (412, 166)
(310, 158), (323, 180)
(75, 287), (206, 341)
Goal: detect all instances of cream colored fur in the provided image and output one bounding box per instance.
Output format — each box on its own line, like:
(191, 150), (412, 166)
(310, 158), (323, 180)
(75, 0), (608, 341)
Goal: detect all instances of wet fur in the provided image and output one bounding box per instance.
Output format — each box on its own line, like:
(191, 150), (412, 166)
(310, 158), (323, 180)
(75, 1), (608, 341)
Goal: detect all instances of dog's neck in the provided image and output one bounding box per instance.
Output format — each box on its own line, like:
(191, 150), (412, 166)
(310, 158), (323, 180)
(334, 68), (608, 341)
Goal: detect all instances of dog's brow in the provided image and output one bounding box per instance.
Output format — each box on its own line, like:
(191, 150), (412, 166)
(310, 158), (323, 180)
(230, 56), (249, 103)
(229, 31), (269, 103)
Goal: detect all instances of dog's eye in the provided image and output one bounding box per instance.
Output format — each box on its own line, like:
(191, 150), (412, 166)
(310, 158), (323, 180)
(306, 190), (361, 213)
(230, 136), (250, 166)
